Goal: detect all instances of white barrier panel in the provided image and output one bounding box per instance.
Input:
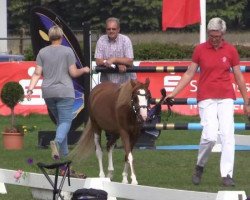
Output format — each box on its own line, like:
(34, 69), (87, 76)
(216, 191), (247, 200)
(0, 183), (6, 194)
(0, 168), (218, 200)
(212, 134), (250, 152)
(235, 134), (250, 146)
(0, 168), (114, 199)
(103, 181), (217, 200)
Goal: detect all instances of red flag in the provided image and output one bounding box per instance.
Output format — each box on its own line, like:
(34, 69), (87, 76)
(162, 0), (200, 31)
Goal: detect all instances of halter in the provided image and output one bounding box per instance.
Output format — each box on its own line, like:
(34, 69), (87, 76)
(131, 88), (151, 123)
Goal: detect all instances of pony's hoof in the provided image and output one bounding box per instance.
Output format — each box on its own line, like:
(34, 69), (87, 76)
(131, 180), (138, 185)
(122, 178), (128, 184)
(107, 170), (114, 180)
(99, 172), (105, 178)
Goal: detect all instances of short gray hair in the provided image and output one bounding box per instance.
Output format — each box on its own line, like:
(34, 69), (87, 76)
(106, 17), (120, 28)
(48, 25), (64, 42)
(207, 17), (226, 34)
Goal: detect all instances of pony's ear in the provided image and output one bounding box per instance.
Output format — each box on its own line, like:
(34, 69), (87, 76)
(145, 78), (150, 87)
(160, 88), (166, 97)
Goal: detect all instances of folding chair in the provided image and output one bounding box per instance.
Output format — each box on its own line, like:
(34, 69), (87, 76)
(37, 160), (71, 200)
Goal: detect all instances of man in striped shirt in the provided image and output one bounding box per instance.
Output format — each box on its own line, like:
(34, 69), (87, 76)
(95, 17), (136, 84)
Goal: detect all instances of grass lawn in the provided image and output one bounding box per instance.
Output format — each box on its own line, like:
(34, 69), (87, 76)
(0, 113), (249, 199)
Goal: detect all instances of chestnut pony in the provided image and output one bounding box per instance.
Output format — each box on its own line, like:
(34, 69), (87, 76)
(71, 79), (151, 184)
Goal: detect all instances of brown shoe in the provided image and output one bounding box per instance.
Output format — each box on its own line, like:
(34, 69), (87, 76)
(70, 170), (87, 179)
(222, 175), (235, 187)
(192, 165), (204, 185)
(60, 168), (87, 179)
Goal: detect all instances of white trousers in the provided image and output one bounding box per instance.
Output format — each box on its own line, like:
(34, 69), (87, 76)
(197, 99), (235, 177)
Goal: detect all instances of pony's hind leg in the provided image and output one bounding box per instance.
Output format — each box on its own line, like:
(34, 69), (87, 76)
(94, 133), (105, 178)
(107, 144), (115, 179)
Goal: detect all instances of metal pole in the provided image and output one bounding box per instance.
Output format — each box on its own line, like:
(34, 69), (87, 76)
(82, 22), (91, 122)
(93, 66), (250, 73)
(199, 0), (206, 43)
(19, 28), (25, 54)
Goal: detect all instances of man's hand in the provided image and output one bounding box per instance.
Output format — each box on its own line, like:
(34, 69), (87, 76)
(118, 64), (126, 73)
(103, 58), (115, 68)
(82, 66), (90, 73)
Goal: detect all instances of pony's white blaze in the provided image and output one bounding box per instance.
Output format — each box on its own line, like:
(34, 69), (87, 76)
(138, 89), (148, 121)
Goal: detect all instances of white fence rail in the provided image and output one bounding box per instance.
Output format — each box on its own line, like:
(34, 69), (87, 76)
(0, 168), (246, 200)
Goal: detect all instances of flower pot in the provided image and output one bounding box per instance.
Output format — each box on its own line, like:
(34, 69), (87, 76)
(2, 132), (24, 150)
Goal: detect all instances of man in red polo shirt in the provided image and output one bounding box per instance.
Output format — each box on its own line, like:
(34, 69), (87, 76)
(165, 17), (250, 186)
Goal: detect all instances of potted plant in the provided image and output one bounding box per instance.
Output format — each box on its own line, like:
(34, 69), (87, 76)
(1, 81), (25, 150)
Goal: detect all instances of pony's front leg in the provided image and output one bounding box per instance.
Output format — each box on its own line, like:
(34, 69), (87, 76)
(94, 133), (105, 178)
(128, 152), (138, 185)
(122, 161), (129, 184)
(120, 130), (138, 185)
(107, 144), (115, 179)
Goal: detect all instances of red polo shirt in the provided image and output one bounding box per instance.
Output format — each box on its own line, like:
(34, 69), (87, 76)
(192, 40), (239, 101)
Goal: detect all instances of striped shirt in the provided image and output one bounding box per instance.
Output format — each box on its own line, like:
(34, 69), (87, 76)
(95, 33), (137, 84)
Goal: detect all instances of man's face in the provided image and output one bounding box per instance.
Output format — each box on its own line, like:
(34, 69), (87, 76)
(208, 30), (223, 48)
(106, 21), (120, 40)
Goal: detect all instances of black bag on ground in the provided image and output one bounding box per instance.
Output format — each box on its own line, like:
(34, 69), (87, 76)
(71, 188), (108, 200)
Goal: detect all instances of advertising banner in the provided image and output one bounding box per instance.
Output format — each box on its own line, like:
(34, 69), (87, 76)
(0, 61), (47, 116)
(1, 61), (250, 116)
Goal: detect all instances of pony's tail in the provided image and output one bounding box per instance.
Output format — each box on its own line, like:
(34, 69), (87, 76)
(68, 119), (95, 161)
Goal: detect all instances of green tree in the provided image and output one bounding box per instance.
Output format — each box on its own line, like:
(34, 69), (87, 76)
(7, 0), (250, 33)
(206, 0), (248, 29)
(8, 0), (41, 32)
(40, 0), (86, 29)
(111, 0), (162, 32)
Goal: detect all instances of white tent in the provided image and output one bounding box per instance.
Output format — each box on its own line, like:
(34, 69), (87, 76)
(0, 0), (7, 53)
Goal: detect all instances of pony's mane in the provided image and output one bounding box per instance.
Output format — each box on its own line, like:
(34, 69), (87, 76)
(116, 80), (134, 108)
